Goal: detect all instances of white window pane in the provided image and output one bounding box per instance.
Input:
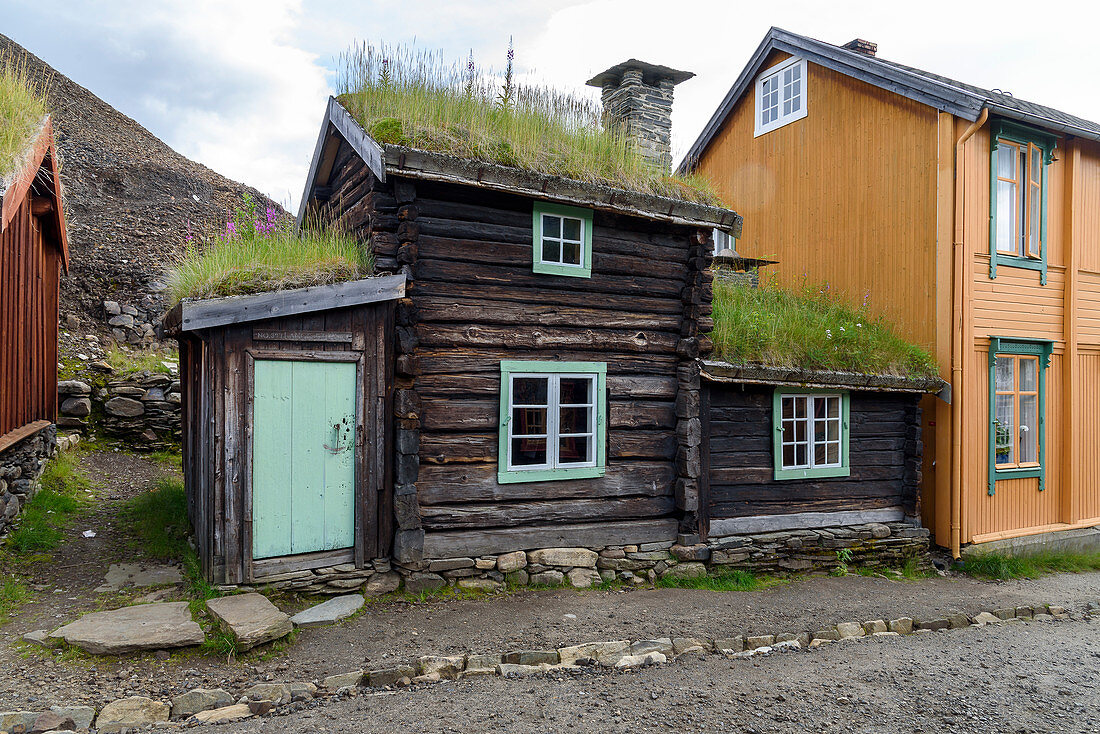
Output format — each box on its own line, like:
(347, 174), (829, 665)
(995, 356), (1014, 391)
(1019, 394), (1038, 463)
(1019, 358), (1037, 392)
(782, 396), (795, 420)
(559, 377), (591, 405)
(997, 145), (1016, 179)
(559, 407), (590, 434)
(994, 394), (1014, 465)
(826, 442), (840, 465)
(996, 180), (1016, 252)
(512, 437), (546, 466)
(559, 436), (590, 464)
(783, 99), (792, 115)
(1029, 183), (1041, 254)
(512, 406), (547, 436)
(513, 377), (548, 405)
(562, 217), (581, 242)
(542, 238), (560, 263)
(562, 241), (581, 265)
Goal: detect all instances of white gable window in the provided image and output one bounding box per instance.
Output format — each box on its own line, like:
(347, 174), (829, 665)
(754, 57), (808, 137)
(712, 228), (733, 256)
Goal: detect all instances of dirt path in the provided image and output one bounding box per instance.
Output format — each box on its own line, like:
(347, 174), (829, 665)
(1, 449), (1099, 714)
(215, 615), (1100, 734)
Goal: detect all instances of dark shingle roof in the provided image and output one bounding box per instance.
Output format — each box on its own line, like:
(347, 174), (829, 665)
(679, 27), (1100, 173)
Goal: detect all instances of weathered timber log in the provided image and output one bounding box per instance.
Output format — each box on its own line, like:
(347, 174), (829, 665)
(413, 296), (682, 332)
(421, 519), (679, 558)
(414, 323), (679, 354)
(412, 280), (684, 314)
(418, 429), (676, 464)
(416, 348), (678, 375)
(420, 495), (676, 531)
(413, 372), (676, 399)
(415, 259), (684, 300)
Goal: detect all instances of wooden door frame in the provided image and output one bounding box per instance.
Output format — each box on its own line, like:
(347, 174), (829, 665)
(242, 348), (369, 583)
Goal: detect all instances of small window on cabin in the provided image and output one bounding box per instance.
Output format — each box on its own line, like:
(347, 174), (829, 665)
(532, 202), (593, 278)
(712, 228), (734, 257)
(772, 390), (850, 480)
(498, 361), (606, 483)
(754, 57), (808, 137)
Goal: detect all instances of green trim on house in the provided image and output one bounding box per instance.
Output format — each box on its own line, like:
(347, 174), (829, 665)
(988, 119), (1056, 285)
(498, 360), (607, 484)
(771, 387), (851, 481)
(531, 202), (594, 278)
(986, 336), (1053, 495)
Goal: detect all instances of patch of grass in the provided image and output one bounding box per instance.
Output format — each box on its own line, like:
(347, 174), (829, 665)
(710, 278), (939, 379)
(200, 628), (239, 661)
(960, 550), (1100, 580)
(104, 344), (174, 376)
(119, 477), (189, 560)
(0, 51), (47, 180)
(6, 452), (88, 553)
(336, 43), (719, 205)
(149, 450), (182, 470)
(655, 568), (762, 592)
(0, 575), (30, 623)
(168, 195), (371, 305)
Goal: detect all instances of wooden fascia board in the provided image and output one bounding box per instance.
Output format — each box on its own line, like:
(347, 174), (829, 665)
(677, 27), (986, 174)
(296, 97), (386, 227)
(384, 145), (741, 230)
(173, 273), (406, 333)
(700, 360), (947, 394)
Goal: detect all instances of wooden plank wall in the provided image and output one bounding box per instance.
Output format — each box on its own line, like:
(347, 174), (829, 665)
(316, 140), (709, 560)
(0, 192), (60, 438)
(704, 384), (922, 520)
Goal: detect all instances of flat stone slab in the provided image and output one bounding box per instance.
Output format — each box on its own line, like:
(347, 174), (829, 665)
(290, 594), (364, 628)
(94, 563), (181, 592)
(48, 602), (204, 654)
(206, 593), (292, 651)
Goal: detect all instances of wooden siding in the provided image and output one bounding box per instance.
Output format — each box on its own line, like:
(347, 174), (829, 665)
(0, 193), (60, 438)
(692, 51), (940, 347)
(703, 384), (921, 521)
(317, 139), (708, 558)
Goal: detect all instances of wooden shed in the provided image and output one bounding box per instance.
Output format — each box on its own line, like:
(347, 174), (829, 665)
(164, 275), (405, 584)
(0, 115), (68, 456)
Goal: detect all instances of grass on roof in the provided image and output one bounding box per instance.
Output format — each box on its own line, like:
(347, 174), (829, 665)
(167, 196), (372, 305)
(0, 52), (47, 180)
(336, 43), (720, 205)
(710, 275), (939, 379)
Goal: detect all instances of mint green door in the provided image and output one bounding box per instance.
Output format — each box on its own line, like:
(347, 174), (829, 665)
(251, 360), (357, 559)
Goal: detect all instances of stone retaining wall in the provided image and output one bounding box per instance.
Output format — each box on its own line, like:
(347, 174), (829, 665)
(0, 425), (57, 537)
(252, 522), (930, 594)
(57, 372), (181, 449)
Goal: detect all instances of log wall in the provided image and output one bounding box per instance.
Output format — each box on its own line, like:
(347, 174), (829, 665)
(703, 383), (922, 524)
(317, 140), (714, 562)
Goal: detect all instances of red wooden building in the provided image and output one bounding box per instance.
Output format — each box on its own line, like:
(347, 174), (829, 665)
(0, 115), (68, 455)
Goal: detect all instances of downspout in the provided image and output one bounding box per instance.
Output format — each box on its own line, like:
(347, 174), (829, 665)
(951, 108), (988, 559)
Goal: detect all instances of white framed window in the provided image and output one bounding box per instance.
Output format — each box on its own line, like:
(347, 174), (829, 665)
(772, 390), (850, 480)
(532, 202), (593, 278)
(711, 228), (734, 257)
(498, 361), (607, 483)
(754, 56), (808, 137)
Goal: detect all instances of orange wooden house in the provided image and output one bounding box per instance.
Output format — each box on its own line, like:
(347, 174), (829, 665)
(680, 27), (1100, 556)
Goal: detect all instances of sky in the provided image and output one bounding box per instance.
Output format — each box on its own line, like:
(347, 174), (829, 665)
(4, 0), (1100, 210)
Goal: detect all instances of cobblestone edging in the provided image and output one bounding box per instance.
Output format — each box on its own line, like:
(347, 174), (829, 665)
(0, 425), (57, 537)
(4, 600), (1092, 731)
(252, 522), (930, 595)
(57, 373), (180, 450)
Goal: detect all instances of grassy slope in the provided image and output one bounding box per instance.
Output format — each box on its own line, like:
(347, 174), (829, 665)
(0, 53), (47, 180)
(710, 278), (939, 379)
(336, 44), (719, 205)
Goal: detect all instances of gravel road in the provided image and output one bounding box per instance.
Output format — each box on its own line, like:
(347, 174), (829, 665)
(215, 615), (1100, 734)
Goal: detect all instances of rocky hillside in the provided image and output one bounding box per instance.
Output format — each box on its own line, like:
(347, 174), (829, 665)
(0, 34), (278, 350)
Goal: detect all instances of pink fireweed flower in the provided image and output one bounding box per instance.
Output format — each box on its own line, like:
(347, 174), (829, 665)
(226, 221), (237, 237)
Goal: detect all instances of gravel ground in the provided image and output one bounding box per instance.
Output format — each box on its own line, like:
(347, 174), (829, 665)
(215, 616), (1100, 734)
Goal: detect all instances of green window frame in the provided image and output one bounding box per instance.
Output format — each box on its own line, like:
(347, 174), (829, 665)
(989, 119), (1057, 285)
(498, 360), (606, 484)
(532, 202), (593, 278)
(772, 388), (851, 480)
(987, 337), (1052, 495)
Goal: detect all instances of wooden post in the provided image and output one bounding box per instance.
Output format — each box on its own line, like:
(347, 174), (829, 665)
(1062, 140), (1080, 525)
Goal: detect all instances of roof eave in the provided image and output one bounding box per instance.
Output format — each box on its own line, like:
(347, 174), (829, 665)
(0, 116), (69, 270)
(700, 360), (947, 394)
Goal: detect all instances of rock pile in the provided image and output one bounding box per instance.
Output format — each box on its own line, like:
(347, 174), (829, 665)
(57, 373), (181, 449)
(102, 299), (162, 346)
(0, 425), (57, 537)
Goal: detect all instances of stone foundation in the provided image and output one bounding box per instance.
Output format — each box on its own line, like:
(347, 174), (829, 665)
(248, 522), (930, 594)
(57, 372), (181, 449)
(0, 424), (57, 536)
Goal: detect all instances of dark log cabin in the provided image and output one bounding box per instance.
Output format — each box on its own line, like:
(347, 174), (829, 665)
(0, 115), (68, 460)
(300, 94), (741, 568)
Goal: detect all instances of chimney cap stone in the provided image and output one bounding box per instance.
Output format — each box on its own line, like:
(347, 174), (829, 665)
(586, 59), (694, 88)
(841, 38), (877, 56)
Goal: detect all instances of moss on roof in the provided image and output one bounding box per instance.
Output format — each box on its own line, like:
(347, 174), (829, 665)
(709, 277), (939, 380)
(0, 53), (47, 181)
(336, 44), (720, 205)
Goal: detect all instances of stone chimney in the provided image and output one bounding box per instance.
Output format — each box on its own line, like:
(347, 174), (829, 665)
(586, 59), (694, 173)
(841, 38), (877, 56)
